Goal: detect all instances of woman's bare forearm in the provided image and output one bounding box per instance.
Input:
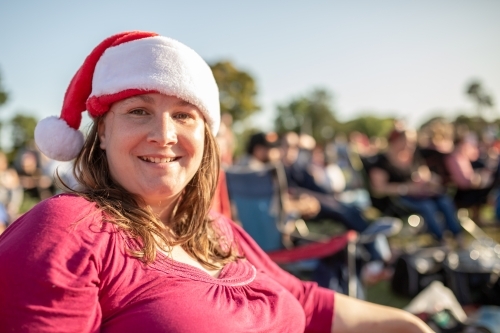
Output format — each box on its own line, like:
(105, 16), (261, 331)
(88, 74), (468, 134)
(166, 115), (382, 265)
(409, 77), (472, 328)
(331, 293), (434, 333)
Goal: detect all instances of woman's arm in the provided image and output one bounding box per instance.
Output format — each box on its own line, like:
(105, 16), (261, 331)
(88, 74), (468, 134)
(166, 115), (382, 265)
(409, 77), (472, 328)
(0, 196), (103, 332)
(369, 167), (407, 197)
(445, 153), (492, 189)
(332, 293), (433, 333)
(370, 167), (441, 197)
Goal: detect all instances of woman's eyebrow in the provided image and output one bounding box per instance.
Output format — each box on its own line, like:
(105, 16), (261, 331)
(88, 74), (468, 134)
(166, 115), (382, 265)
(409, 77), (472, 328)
(121, 95), (198, 109)
(136, 95), (155, 104)
(121, 94), (155, 105)
(173, 99), (200, 111)
(174, 100), (195, 107)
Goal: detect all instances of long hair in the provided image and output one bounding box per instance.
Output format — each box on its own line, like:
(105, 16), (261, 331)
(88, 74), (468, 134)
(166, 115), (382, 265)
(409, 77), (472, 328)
(67, 117), (238, 269)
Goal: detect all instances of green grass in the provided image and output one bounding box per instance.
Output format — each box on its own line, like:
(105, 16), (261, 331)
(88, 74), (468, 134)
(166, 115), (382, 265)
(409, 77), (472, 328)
(19, 195), (40, 214)
(366, 280), (412, 309)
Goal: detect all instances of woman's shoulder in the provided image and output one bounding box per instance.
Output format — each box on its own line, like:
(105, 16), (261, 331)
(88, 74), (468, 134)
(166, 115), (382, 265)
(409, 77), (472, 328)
(211, 212), (236, 241)
(210, 211), (259, 250)
(3, 193), (108, 241)
(26, 193), (100, 222)
(363, 153), (387, 173)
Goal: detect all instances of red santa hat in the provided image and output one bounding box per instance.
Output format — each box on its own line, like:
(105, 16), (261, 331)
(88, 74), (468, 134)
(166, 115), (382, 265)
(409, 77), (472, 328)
(34, 31), (220, 161)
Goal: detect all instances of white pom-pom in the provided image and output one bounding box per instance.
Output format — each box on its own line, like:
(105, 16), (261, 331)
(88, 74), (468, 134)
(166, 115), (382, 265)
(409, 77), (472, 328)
(34, 116), (84, 161)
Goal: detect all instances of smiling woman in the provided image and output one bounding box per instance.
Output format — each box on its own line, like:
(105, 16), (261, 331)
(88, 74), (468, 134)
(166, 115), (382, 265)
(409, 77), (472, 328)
(0, 31), (433, 333)
(99, 94), (206, 211)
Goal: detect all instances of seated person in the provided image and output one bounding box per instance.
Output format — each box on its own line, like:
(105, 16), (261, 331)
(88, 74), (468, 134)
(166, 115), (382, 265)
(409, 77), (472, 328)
(15, 149), (54, 201)
(417, 118), (455, 184)
(279, 132), (398, 285)
(309, 144), (346, 195)
(281, 132), (377, 235)
(235, 131), (280, 168)
(0, 151), (23, 224)
(369, 128), (463, 246)
(235, 132), (320, 220)
(445, 130), (498, 222)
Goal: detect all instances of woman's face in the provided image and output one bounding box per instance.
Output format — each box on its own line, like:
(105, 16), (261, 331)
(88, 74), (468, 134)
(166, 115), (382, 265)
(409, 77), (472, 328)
(392, 131), (416, 153)
(98, 93), (205, 209)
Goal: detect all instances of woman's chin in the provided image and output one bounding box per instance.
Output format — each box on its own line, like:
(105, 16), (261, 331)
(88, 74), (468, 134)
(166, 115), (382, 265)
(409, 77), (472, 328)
(138, 189), (182, 208)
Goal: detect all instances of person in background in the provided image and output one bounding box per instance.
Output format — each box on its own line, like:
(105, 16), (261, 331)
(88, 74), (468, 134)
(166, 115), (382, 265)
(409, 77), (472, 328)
(15, 149), (54, 201)
(0, 204), (8, 234)
(369, 128), (463, 246)
(0, 151), (23, 226)
(309, 144), (347, 195)
(416, 118), (455, 190)
(216, 113), (235, 168)
(280, 131), (398, 287)
(0, 31), (432, 333)
(210, 113), (236, 220)
(235, 131), (320, 220)
(281, 132), (379, 235)
(445, 129), (499, 223)
(235, 131), (280, 168)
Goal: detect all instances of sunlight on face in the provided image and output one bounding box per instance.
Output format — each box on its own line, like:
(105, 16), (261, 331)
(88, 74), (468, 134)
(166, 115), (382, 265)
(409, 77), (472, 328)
(98, 93), (206, 213)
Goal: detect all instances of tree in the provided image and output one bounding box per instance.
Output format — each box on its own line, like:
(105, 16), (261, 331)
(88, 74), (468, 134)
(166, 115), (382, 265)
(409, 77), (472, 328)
(0, 69), (8, 107)
(454, 114), (486, 134)
(274, 88), (337, 145)
(466, 81), (494, 117)
(0, 69), (9, 152)
(210, 61), (260, 124)
(9, 114), (38, 159)
(339, 115), (395, 139)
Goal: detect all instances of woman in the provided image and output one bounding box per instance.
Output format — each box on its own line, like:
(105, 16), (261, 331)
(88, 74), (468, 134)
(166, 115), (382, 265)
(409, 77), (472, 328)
(445, 130), (498, 222)
(369, 128), (463, 245)
(0, 31), (432, 332)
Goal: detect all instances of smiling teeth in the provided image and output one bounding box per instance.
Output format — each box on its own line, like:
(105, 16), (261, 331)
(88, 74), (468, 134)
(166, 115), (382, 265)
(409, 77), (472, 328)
(141, 157), (175, 163)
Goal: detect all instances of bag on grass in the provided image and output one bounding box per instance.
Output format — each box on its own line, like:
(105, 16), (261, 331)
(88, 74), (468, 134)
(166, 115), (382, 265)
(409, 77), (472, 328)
(391, 247), (447, 298)
(444, 242), (500, 306)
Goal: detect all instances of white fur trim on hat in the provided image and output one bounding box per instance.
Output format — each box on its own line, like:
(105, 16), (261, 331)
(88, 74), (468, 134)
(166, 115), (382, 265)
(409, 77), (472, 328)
(34, 116), (84, 161)
(91, 36), (220, 134)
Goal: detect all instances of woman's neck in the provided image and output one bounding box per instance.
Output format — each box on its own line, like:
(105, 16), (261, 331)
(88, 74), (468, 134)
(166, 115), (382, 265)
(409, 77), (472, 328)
(146, 195), (181, 225)
(154, 232), (224, 278)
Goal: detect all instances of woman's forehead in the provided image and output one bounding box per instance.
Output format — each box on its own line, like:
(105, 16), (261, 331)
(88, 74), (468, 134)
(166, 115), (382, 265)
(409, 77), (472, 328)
(117, 93), (201, 111)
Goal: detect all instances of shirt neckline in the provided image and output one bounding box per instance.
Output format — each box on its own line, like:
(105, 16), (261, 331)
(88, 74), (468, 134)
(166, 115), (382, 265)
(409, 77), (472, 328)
(151, 251), (256, 286)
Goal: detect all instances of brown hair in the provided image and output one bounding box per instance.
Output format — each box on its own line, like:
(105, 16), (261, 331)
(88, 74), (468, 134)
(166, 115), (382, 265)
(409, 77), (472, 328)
(67, 117), (238, 269)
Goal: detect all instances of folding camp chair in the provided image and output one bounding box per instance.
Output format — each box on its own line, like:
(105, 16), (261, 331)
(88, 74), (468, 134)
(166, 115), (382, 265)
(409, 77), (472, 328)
(225, 163), (360, 297)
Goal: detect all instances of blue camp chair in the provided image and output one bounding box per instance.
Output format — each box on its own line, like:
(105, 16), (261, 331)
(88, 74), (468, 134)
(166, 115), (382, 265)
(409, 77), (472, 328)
(224, 165), (285, 252)
(225, 163), (362, 297)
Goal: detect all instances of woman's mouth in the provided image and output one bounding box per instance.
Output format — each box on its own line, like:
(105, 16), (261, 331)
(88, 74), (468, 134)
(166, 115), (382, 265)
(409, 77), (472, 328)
(139, 156), (180, 163)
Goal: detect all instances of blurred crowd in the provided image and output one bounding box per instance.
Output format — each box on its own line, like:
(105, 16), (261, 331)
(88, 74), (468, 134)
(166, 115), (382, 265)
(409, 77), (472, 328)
(217, 117), (500, 251)
(0, 144), (76, 233)
(2, 116), (500, 247)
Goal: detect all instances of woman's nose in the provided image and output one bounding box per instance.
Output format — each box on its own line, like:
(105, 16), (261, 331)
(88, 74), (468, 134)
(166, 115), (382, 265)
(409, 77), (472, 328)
(148, 113), (177, 146)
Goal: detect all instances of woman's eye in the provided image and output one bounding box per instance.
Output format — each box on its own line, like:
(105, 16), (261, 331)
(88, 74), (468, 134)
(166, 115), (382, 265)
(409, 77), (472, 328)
(130, 109), (147, 115)
(174, 113), (191, 120)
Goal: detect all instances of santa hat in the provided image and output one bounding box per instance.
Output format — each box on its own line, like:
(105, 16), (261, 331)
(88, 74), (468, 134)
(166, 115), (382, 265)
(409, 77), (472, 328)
(34, 31), (220, 161)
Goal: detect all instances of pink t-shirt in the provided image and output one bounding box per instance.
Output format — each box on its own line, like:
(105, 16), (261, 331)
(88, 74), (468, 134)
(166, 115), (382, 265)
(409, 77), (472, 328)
(0, 194), (334, 332)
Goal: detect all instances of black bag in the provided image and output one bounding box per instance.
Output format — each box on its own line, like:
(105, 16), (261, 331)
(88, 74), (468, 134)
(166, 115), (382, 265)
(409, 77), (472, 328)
(391, 247), (447, 298)
(444, 245), (500, 306)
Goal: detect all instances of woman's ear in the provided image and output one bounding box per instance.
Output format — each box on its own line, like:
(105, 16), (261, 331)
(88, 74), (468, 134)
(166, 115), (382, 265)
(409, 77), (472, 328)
(97, 119), (106, 150)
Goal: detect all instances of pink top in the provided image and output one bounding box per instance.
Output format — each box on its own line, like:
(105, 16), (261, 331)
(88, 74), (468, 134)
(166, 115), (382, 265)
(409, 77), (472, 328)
(0, 194), (334, 333)
(445, 151), (476, 189)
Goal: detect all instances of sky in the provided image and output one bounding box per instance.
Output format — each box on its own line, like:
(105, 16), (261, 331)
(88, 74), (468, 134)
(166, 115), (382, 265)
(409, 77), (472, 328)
(1, 0), (499, 145)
